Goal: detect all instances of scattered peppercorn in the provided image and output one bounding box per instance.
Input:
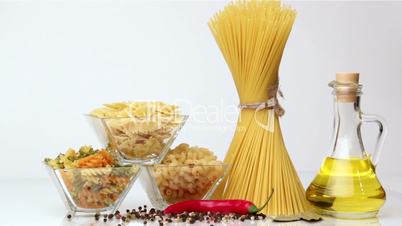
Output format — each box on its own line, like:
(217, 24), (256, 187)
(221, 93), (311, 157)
(104, 206), (267, 225)
(66, 214), (72, 219)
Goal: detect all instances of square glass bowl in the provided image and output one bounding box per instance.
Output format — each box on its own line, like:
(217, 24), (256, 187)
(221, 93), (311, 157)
(87, 115), (188, 165)
(140, 163), (229, 209)
(45, 164), (140, 215)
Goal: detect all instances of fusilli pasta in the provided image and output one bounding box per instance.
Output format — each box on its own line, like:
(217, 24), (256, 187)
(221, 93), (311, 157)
(45, 146), (139, 209)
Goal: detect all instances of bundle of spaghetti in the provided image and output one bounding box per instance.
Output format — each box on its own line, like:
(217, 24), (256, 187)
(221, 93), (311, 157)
(209, 0), (310, 217)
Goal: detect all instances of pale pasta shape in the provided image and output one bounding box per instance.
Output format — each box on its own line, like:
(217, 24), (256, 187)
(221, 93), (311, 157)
(153, 143), (225, 203)
(90, 102), (183, 159)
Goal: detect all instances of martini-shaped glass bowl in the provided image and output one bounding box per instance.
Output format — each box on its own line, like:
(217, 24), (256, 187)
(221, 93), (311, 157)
(87, 115), (188, 165)
(45, 164), (141, 215)
(140, 163), (229, 209)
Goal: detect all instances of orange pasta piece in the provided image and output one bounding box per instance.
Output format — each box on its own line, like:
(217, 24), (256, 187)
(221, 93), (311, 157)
(77, 149), (113, 168)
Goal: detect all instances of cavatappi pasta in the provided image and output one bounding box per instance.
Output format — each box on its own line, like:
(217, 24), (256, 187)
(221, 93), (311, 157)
(89, 102), (183, 160)
(45, 146), (139, 209)
(209, 0), (312, 218)
(153, 143), (225, 204)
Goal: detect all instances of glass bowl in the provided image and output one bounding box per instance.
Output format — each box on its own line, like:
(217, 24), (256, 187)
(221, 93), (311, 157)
(140, 163), (230, 209)
(45, 164), (141, 215)
(86, 115), (188, 165)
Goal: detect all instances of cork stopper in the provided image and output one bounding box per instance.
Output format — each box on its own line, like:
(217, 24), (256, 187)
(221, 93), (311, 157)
(336, 72), (359, 84)
(335, 72), (360, 102)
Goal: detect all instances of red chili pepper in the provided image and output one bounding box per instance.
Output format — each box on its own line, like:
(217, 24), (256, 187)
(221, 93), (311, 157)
(163, 189), (274, 215)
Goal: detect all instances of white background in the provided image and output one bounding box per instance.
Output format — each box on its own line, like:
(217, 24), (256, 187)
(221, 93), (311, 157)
(0, 0), (401, 190)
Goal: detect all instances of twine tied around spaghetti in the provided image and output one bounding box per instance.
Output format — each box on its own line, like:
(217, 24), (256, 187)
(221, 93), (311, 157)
(238, 84), (285, 132)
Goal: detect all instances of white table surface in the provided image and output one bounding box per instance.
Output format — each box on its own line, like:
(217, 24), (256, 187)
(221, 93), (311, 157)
(1, 173), (401, 226)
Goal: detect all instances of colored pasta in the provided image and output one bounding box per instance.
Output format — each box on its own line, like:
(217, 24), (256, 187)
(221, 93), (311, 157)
(45, 146), (139, 209)
(209, 0), (311, 217)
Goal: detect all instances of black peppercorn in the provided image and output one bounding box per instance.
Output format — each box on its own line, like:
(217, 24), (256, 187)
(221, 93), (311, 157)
(87, 204), (268, 225)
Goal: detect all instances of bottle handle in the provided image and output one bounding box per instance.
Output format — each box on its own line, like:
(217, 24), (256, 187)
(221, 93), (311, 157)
(360, 113), (388, 167)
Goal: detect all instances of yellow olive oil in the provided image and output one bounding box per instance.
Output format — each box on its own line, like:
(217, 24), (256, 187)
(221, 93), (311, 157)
(306, 157), (386, 218)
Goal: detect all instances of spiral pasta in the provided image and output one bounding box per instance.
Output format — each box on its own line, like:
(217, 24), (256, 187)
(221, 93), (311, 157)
(45, 146), (139, 209)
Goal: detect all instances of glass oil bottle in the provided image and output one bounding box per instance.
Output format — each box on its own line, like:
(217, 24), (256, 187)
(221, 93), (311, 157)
(306, 72), (387, 219)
